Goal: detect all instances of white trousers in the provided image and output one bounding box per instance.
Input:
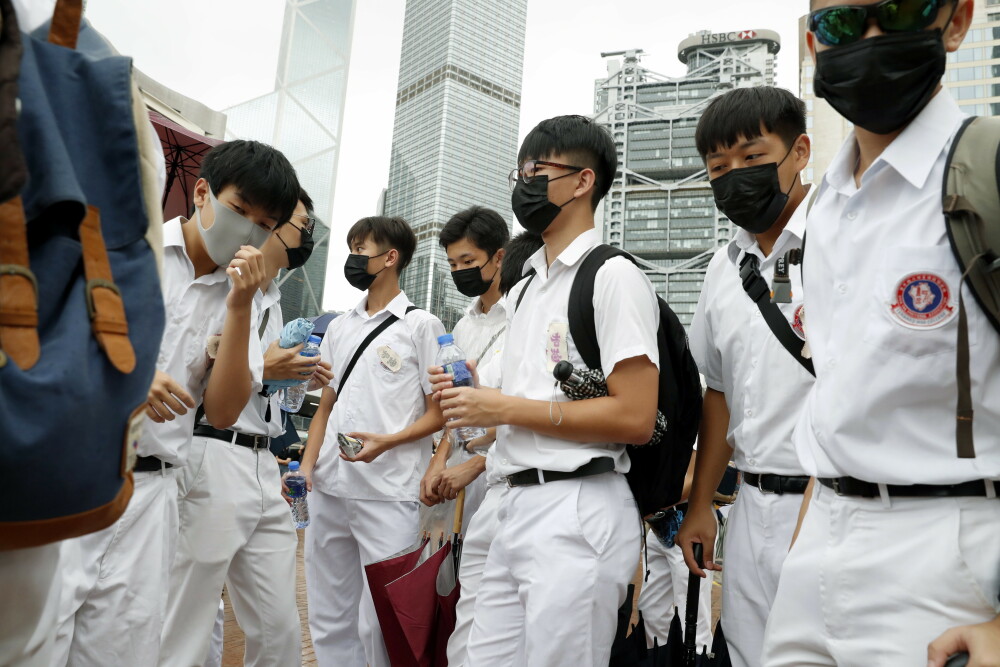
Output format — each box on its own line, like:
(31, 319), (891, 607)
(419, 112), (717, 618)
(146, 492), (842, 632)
(447, 483), (506, 667)
(53, 469), (178, 667)
(0, 542), (61, 667)
(305, 490), (420, 667)
(160, 436), (300, 667)
(638, 527), (714, 652)
(763, 483), (1000, 666)
(203, 598), (224, 667)
(465, 472), (642, 667)
(720, 484), (800, 667)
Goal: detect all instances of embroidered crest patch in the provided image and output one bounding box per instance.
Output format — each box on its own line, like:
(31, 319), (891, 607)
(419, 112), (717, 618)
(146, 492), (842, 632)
(889, 273), (954, 329)
(792, 305), (806, 340)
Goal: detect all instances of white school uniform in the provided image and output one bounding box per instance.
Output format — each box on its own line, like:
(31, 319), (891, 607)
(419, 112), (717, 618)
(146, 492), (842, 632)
(0, 543), (61, 667)
(688, 186), (816, 667)
(762, 90), (1000, 666)
(161, 283), (299, 667)
(464, 228), (658, 667)
(306, 291), (444, 667)
(52, 218), (263, 667)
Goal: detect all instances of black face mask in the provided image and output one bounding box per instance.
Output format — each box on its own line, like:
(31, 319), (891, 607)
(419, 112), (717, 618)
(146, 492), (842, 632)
(278, 225), (314, 270)
(710, 147), (796, 235)
(451, 255), (499, 297)
(814, 30), (947, 135)
(344, 250), (388, 291)
(511, 174), (577, 234)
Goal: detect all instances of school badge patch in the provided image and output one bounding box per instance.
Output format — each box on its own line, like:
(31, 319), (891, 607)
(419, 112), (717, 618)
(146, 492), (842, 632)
(791, 305), (806, 340)
(889, 273), (954, 329)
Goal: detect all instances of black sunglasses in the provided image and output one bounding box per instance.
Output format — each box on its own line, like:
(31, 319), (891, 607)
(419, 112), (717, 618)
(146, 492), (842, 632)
(809, 0), (947, 46)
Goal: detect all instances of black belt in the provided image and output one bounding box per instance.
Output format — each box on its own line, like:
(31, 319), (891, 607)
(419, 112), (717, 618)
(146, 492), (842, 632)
(193, 424), (271, 450)
(505, 457), (615, 487)
(743, 473), (810, 495)
(134, 456), (173, 473)
(819, 476), (998, 498)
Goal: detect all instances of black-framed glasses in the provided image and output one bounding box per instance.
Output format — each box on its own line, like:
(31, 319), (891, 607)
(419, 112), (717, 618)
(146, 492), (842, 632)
(507, 160), (584, 191)
(809, 0), (946, 46)
(289, 213), (317, 235)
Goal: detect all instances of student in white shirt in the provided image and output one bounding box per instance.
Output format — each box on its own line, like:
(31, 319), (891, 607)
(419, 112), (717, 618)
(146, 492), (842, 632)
(295, 216), (446, 667)
(674, 86), (816, 667)
(762, 3), (1000, 666)
(433, 115), (660, 667)
(53, 140), (300, 667)
(161, 192), (332, 667)
(421, 206), (510, 524)
(441, 231), (543, 667)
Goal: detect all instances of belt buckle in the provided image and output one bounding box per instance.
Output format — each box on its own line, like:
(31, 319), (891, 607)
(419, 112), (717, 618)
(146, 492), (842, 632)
(831, 478), (844, 496)
(505, 475), (514, 488)
(253, 435), (267, 449)
(756, 475), (775, 495)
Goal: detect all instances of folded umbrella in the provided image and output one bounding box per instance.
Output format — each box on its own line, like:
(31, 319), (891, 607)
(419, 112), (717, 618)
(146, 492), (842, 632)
(263, 318), (316, 391)
(364, 537), (428, 667)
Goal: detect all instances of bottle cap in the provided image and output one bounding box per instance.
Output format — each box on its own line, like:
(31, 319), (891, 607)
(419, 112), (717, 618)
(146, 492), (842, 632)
(289, 461), (300, 471)
(307, 335), (322, 344)
(437, 333), (454, 345)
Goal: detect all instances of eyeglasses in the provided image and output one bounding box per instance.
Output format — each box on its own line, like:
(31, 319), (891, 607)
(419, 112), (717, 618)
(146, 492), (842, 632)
(809, 0), (946, 46)
(507, 160), (584, 191)
(289, 213), (317, 235)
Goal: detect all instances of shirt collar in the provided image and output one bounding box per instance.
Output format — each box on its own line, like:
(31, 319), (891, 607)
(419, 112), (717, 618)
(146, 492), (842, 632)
(727, 183), (815, 266)
(352, 290), (413, 320)
(163, 217), (228, 285)
(464, 295), (508, 319)
(525, 228), (600, 277)
(826, 89), (965, 193)
(257, 281), (282, 311)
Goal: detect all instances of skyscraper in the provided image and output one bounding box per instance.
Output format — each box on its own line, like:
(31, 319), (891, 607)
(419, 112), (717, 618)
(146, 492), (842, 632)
(593, 31), (781, 326)
(383, 0), (527, 330)
(801, 2), (1000, 184)
(225, 0), (357, 322)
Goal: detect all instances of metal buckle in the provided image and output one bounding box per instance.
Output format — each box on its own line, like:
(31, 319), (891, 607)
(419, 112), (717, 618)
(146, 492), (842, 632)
(85, 278), (122, 320)
(831, 478), (844, 496)
(0, 264), (39, 297)
(757, 474), (776, 495)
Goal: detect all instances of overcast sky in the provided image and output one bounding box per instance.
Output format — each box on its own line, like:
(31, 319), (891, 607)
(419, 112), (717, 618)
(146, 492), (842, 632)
(84, 0), (806, 312)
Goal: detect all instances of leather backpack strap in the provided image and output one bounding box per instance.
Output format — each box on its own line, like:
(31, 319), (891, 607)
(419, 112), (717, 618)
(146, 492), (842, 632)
(47, 0), (82, 49)
(0, 196), (39, 369)
(80, 206), (135, 373)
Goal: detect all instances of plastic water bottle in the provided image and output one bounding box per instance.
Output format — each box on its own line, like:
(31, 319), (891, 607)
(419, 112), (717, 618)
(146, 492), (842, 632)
(280, 335), (322, 413)
(437, 334), (487, 443)
(285, 461), (309, 529)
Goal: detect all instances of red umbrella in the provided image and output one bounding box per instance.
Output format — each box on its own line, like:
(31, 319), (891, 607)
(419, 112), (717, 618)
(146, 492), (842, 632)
(148, 110), (222, 221)
(365, 537), (429, 667)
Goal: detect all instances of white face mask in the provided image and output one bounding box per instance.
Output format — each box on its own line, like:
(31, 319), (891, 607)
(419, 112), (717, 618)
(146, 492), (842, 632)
(195, 187), (272, 266)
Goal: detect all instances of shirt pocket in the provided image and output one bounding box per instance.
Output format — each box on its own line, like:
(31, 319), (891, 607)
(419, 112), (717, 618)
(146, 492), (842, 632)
(864, 246), (973, 359)
(368, 335), (415, 388)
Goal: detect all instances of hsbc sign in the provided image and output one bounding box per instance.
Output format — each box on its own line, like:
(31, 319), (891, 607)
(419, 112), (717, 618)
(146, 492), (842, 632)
(701, 30), (757, 44)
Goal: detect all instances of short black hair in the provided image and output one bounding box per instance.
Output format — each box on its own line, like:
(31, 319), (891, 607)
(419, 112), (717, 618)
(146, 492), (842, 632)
(695, 87), (806, 158)
(438, 206), (511, 259)
(299, 188), (314, 215)
(499, 232), (544, 296)
(199, 139), (300, 225)
(346, 216), (417, 272)
(517, 115), (617, 211)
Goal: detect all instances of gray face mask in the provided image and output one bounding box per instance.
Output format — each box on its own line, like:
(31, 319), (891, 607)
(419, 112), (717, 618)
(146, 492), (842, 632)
(195, 188), (272, 266)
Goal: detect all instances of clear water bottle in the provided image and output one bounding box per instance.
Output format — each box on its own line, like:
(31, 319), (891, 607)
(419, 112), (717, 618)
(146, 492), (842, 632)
(285, 461), (309, 529)
(437, 334), (487, 443)
(280, 335), (322, 413)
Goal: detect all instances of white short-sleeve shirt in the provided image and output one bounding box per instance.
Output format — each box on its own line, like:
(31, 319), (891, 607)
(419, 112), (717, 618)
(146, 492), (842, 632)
(496, 228), (660, 477)
(313, 291), (446, 501)
(689, 187), (816, 475)
(794, 90), (1000, 484)
(138, 218), (264, 466)
(452, 295), (508, 364)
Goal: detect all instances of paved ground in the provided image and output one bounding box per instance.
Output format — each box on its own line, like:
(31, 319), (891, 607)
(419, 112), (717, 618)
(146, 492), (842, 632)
(220, 531), (722, 666)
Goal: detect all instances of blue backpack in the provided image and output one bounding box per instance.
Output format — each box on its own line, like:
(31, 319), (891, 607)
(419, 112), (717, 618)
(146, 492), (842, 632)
(0, 0), (165, 550)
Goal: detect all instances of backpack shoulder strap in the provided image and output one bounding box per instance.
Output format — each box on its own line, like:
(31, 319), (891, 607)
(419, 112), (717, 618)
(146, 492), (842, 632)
(568, 244), (633, 370)
(513, 270), (537, 311)
(336, 305), (419, 395)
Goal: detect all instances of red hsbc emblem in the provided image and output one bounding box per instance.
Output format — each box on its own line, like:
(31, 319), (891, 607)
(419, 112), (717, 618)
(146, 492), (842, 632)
(739, 30), (757, 39)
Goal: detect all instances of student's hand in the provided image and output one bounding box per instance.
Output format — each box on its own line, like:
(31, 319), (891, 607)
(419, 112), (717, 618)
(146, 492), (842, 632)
(420, 457), (446, 506)
(438, 385), (502, 428)
(437, 459), (482, 501)
(465, 430), (496, 453)
(928, 616), (1000, 667)
(226, 246), (266, 311)
(428, 360), (479, 401)
(341, 432), (391, 463)
(676, 506), (722, 578)
(146, 370), (197, 423)
(263, 341), (316, 381)
(280, 466), (313, 504)
(307, 361), (334, 391)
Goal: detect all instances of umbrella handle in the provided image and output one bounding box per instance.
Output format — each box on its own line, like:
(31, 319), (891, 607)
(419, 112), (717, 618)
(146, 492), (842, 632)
(452, 488), (466, 535)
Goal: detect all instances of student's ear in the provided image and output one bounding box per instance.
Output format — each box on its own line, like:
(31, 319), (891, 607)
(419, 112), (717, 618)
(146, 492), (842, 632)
(573, 168), (597, 201)
(192, 178), (210, 209)
(495, 247), (505, 269)
(944, 0), (974, 53)
(792, 134), (811, 172)
(384, 248), (400, 270)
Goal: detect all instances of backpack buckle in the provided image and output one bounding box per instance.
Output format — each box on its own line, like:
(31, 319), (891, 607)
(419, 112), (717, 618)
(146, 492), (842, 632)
(0, 264), (38, 298)
(84, 278), (122, 321)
